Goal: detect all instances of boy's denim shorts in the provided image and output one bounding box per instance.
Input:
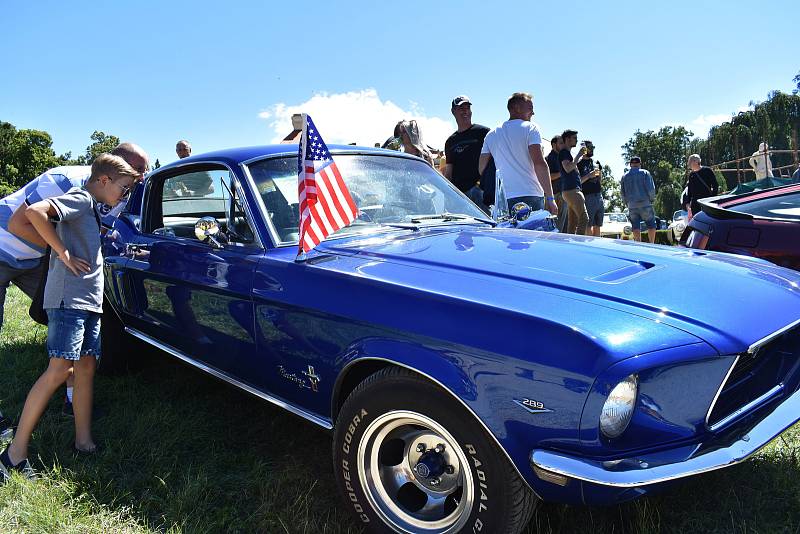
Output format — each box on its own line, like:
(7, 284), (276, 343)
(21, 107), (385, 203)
(46, 308), (102, 361)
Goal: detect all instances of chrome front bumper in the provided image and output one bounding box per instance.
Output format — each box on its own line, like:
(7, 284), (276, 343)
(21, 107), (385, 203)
(531, 385), (800, 488)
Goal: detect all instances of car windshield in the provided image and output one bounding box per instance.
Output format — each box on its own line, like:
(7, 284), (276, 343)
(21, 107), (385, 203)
(246, 153), (488, 243)
(728, 191), (800, 221)
(673, 210), (687, 221)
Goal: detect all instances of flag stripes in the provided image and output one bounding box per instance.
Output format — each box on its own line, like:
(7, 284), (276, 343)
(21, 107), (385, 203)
(297, 114), (357, 254)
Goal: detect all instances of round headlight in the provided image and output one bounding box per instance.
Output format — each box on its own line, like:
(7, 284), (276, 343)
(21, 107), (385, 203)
(600, 374), (638, 439)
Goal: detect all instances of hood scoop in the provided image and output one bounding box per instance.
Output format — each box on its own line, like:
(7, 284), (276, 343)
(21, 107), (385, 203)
(590, 261), (658, 284)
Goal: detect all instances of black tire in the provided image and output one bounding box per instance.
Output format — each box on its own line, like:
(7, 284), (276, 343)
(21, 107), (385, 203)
(333, 367), (537, 534)
(98, 301), (142, 375)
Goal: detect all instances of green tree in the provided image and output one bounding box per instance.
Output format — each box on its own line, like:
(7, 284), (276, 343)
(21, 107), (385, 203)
(705, 91), (800, 184)
(621, 126), (695, 173)
(4, 128), (61, 189)
(793, 71), (799, 95)
(0, 121), (19, 187)
(600, 164), (624, 212)
(77, 130), (120, 164)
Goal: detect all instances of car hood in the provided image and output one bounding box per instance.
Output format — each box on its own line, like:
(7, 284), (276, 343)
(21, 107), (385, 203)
(320, 227), (800, 355)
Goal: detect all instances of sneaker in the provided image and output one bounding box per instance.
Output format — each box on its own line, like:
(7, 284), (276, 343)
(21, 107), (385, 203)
(0, 446), (36, 483)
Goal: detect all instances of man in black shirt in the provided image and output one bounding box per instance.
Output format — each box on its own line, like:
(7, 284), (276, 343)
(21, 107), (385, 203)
(444, 95), (490, 213)
(686, 154), (719, 217)
(559, 130), (590, 235)
(546, 135), (567, 232)
(576, 141), (603, 236)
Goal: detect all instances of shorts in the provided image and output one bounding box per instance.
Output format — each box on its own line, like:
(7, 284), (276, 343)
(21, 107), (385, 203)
(46, 307), (102, 360)
(628, 205), (657, 229)
(584, 193), (605, 227)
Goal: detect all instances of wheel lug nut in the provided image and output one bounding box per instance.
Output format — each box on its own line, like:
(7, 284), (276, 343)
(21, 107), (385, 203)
(434, 443), (445, 453)
(445, 465), (455, 474)
(416, 443), (427, 452)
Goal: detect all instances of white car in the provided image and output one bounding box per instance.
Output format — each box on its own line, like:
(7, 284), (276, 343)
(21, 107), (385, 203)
(667, 209), (689, 243)
(600, 212), (628, 238)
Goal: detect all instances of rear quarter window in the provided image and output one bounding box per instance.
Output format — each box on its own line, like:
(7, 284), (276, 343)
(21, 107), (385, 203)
(731, 192), (800, 220)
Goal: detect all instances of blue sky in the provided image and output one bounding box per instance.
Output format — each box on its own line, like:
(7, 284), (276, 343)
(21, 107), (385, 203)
(1, 0), (796, 178)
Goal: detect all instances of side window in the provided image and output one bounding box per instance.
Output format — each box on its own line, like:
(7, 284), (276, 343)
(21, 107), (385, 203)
(247, 157), (300, 243)
(153, 168), (228, 239)
(226, 175), (256, 245)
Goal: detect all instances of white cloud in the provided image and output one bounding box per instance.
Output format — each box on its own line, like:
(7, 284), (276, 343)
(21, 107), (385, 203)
(687, 104), (755, 135)
(691, 113), (732, 129)
(257, 88), (454, 150)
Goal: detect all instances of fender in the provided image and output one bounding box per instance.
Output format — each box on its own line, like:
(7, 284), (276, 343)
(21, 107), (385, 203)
(332, 337), (591, 497)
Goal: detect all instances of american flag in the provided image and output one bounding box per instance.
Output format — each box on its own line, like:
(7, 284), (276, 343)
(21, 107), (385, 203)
(297, 114), (358, 254)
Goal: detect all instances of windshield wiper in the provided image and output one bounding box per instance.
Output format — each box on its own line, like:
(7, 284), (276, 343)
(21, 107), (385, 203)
(383, 223), (420, 231)
(409, 212), (496, 226)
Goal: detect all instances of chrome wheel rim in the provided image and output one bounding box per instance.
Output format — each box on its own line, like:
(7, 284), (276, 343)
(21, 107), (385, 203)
(357, 410), (474, 533)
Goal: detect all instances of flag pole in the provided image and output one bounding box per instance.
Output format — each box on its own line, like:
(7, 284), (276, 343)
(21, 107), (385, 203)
(295, 113), (309, 263)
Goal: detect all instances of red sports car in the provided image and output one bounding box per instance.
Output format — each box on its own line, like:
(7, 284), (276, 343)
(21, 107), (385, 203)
(684, 183), (800, 270)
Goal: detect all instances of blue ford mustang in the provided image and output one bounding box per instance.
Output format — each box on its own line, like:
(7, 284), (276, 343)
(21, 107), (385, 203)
(102, 145), (800, 534)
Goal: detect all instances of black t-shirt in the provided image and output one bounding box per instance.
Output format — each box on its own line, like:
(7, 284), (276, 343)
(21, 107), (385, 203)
(687, 166), (719, 214)
(559, 149), (581, 191)
(546, 150), (561, 193)
(444, 124), (490, 193)
(578, 158), (601, 195)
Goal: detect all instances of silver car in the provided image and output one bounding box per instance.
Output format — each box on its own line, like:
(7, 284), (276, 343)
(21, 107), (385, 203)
(667, 209), (689, 243)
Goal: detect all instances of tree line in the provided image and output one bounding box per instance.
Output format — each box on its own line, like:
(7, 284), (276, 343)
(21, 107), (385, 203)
(619, 78), (800, 218)
(0, 122), (127, 196)
(0, 123), (166, 198)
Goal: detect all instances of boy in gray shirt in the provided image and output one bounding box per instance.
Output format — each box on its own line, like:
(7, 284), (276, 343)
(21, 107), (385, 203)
(0, 154), (139, 479)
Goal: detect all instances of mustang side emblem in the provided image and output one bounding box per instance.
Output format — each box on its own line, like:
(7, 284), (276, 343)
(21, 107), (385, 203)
(277, 365), (321, 392)
(303, 365), (321, 392)
(514, 398), (553, 414)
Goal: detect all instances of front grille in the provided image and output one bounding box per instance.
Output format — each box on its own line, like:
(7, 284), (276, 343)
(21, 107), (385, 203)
(707, 326), (800, 429)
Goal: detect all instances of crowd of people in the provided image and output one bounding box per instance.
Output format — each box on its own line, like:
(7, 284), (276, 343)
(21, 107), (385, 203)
(384, 92), (607, 236)
(382, 92), (780, 244)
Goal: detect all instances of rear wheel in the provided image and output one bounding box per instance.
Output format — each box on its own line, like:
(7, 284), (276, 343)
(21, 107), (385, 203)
(333, 367), (536, 534)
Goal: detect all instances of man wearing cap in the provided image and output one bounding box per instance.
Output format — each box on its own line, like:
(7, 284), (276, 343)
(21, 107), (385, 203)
(620, 156), (657, 243)
(444, 96), (490, 213)
(478, 92), (557, 216)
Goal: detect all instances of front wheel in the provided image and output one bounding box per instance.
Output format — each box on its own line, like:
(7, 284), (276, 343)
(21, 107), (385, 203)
(333, 367), (536, 534)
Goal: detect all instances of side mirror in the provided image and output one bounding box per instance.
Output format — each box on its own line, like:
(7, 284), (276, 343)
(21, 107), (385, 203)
(510, 202), (532, 223)
(195, 216), (224, 248)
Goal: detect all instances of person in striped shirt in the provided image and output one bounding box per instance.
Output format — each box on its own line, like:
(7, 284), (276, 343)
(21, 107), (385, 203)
(1, 143), (148, 415)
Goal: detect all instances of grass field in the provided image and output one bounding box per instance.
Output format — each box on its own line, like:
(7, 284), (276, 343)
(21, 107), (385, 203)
(2, 285), (800, 533)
